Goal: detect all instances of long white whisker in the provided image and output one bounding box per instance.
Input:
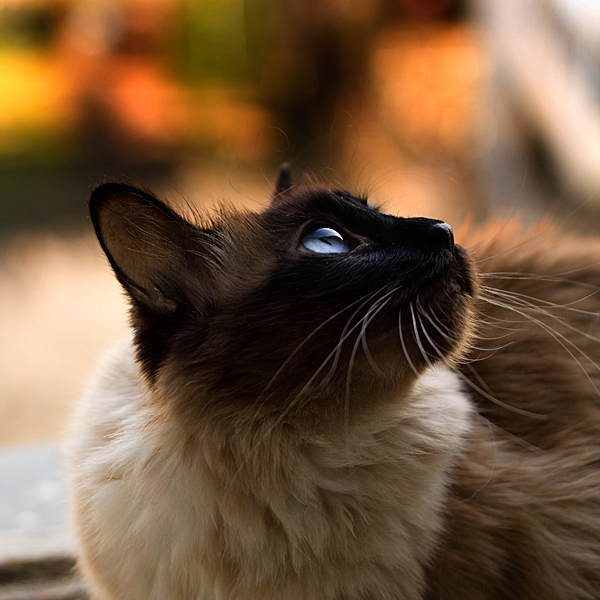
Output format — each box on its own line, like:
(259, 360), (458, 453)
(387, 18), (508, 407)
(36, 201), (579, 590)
(475, 414), (546, 457)
(323, 288), (393, 384)
(359, 296), (392, 377)
(410, 302), (433, 368)
(481, 295), (600, 398)
(418, 305), (512, 365)
(398, 308), (420, 377)
(415, 302), (546, 419)
(481, 283), (600, 319)
(425, 295), (517, 347)
(483, 287), (600, 347)
(230, 288), (405, 495)
(481, 270), (600, 291)
(345, 295), (394, 397)
(259, 289), (381, 399)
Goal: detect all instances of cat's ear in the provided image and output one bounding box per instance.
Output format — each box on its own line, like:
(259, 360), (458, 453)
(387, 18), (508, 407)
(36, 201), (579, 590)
(273, 163), (292, 198)
(89, 183), (209, 314)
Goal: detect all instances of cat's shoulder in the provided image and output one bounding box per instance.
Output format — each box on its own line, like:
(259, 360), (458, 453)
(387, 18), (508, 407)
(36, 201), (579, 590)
(66, 342), (149, 461)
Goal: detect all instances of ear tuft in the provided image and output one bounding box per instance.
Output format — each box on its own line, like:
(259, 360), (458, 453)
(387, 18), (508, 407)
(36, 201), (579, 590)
(274, 163), (292, 197)
(89, 183), (200, 313)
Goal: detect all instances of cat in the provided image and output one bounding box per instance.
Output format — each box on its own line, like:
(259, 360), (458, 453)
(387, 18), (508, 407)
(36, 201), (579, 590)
(66, 166), (600, 600)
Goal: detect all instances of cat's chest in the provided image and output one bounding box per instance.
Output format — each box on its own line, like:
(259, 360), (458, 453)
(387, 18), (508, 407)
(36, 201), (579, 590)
(72, 347), (471, 600)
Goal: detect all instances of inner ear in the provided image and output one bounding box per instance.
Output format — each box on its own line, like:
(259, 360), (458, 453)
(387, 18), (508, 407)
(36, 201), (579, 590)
(90, 183), (208, 313)
(274, 163), (292, 198)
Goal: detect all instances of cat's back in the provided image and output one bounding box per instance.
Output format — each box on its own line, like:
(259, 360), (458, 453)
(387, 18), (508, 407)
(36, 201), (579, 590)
(462, 219), (600, 444)
(424, 220), (600, 599)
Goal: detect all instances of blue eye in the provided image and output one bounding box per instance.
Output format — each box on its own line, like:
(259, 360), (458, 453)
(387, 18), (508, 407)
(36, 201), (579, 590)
(301, 227), (350, 254)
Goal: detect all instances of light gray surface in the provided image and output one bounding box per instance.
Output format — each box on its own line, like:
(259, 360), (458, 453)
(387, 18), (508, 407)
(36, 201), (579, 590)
(0, 444), (75, 562)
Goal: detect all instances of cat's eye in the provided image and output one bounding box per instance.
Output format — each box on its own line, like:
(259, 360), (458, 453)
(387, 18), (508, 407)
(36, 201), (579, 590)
(301, 227), (350, 254)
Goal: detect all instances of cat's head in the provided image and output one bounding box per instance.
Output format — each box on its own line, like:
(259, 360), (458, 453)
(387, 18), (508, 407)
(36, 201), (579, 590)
(90, 167), (476, 431)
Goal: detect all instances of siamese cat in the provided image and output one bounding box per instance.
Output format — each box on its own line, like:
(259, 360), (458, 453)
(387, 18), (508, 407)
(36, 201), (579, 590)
(67, 166), (600, 600)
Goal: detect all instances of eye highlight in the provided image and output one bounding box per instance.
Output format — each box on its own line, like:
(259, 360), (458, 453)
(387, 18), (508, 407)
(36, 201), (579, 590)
(301, 227), (350, 254)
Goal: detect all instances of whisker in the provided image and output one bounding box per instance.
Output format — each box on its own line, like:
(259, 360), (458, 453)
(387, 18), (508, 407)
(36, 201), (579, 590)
(480, 270), (600, 290)
(481, 283), (600, 318)
(463, 363), (494, 396)
(323, 288), (394, 385)
(417, 306), (502, 365)
(226, 287), (402, 497)
(473, 414), (546, 458)
(398, 308), (420, 377)
(410, 302), (434, 368)
(457, 413), (497, 501)
(359, 296), (393, 377)
(456, 361), (546, 418)
(260, 289), (381, 398)
(482, 287), (600, 347)
(414, 302), (546, 419)
(425, 296), (517, 348)
(481, 295), (600, 398)
(245, 289), (384, 431)
(345, 295), (394, 397)
(416, 297), (457, 343)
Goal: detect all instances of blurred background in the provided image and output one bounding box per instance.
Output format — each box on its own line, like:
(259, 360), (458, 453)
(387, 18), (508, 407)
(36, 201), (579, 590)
(1, 0), (600, 446)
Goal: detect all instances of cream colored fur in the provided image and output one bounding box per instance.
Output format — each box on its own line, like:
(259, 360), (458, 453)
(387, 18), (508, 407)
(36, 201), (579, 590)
(67, 342), (471, 600)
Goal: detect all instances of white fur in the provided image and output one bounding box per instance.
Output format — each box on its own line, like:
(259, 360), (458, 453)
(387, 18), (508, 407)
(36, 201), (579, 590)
(67, 342), (471, 600)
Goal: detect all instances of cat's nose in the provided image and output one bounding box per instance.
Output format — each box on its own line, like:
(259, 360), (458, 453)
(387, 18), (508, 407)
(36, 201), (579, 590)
(428, 222), (454, 251)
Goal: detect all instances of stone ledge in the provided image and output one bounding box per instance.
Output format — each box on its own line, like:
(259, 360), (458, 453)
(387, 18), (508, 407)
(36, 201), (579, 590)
(0, 556), (86, 600)
(0, 574), (86, 600)
(0, 444), (87, 599)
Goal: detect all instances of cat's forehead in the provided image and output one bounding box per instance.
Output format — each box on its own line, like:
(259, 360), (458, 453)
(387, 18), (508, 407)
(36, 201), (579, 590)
(330, 189), (370, 207)
(264, 187), (381, 224)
